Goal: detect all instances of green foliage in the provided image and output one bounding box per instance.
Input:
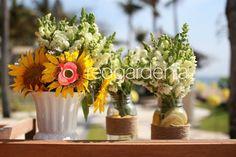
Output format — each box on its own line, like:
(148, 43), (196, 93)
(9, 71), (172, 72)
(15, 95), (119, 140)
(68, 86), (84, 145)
(200, 107), (229, 133)
(103, 33), (116, 53)
(81, 94), (93, 121)
(106, 47), (135, 96)
(8, 0), (38, 45)
(0, 93), (35, 112)
(218, 77), (229, 89)
(153, 23), (193, 65)
(86, 124), (106, 140)
(0, 0), (69, 46)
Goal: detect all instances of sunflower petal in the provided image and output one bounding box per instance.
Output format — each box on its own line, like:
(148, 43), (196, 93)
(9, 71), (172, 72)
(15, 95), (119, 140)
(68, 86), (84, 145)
(61, 87), (68, 98)
(48, 82), (60, 91)
(55, 86), (62, 96)
(39, 48), (47, 64)
(27, 51), (34, 65)
(46, 53), (59, 65)
(35, 48), (40, 64)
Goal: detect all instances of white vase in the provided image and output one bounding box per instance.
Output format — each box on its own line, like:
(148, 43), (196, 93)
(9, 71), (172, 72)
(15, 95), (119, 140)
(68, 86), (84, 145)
(31, 92), (83, 140)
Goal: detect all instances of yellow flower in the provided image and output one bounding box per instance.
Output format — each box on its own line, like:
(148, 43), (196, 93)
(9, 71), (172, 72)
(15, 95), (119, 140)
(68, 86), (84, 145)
(207, 94), (222, 107)
(131, 90), (139, 103)
(42, 51), (97, 98)
(195, 81), (206, 93)
(8, 47), (47, 96)
(222, 88), (230, 101)
(94, 74), (116, 113)
(210, 82), (218, 89)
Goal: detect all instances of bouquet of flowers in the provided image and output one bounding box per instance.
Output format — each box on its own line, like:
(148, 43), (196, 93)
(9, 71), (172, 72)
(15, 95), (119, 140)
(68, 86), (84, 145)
(9, 9), (115, 119)
(107, 49), (136, 116)
(125, 24), (196, 130)
(103, 49), (138, 140)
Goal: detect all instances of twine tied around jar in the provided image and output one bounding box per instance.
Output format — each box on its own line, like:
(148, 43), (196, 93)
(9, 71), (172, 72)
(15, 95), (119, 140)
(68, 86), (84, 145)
(106, 116), (137, 136)
(151, 124), (190, 139)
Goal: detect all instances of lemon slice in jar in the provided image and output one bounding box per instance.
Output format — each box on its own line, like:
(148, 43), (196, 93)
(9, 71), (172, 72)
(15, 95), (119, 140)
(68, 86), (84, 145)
(111, 110), (121, 118)
(123, 115), (132, 118)
(152, 110), (161, 126)
(160, 108), (188, 127)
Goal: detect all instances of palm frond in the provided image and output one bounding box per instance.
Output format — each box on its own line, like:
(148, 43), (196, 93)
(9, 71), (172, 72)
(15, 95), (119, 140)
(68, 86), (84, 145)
(118, 0), (143, 15)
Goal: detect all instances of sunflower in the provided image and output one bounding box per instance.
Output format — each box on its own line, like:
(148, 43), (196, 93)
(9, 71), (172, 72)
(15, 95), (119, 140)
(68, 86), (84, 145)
(42, 51), (97, 98)
(94, 74), (116, 113)
(8, 47), (48, 96)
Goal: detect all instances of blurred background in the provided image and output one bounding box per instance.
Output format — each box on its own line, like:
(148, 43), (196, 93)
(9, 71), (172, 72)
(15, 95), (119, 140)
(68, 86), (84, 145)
(1, 0), (236, 140)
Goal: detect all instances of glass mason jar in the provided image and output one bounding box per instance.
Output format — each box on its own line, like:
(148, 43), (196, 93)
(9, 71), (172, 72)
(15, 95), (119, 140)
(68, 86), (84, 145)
(106, 92), (137, 140)
(152, 99), (188, 127)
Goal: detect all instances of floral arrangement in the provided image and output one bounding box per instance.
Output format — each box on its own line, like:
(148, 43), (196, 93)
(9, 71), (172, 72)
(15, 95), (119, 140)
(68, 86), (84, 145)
(105, 48), (137, 118)
(9, 9), (116, 118)
(126, 24), (196, 103)
(107, 49), (133, 95)
(125, 24), (197, 126)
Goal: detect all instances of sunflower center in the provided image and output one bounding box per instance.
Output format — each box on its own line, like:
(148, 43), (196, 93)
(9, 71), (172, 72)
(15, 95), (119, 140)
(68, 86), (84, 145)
(64, 69), (74, 78)
(23, 64), (44, 88)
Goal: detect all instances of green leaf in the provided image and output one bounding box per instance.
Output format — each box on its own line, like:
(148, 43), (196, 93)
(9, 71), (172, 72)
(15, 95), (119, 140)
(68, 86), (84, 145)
(81, 94), (93, 121)
(87, 13), (95, 25)
(69, 16), (77, 25)
(80, 8), (87, 23)
(103, 32), (116, 52)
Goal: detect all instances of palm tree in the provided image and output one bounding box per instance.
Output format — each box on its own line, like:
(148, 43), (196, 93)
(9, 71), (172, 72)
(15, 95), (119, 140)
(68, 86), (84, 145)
(226, 0), (236, 138)
(35, 0), (50, 15)
(53, 0), (66, 21)
(141, 0), (160, 33)
(119, 0), (142, 48)
(165, 0), (181, 34)
(0, 0), (11, 117)
(9, 0), (38, 45)
(135, 30), (147, 44)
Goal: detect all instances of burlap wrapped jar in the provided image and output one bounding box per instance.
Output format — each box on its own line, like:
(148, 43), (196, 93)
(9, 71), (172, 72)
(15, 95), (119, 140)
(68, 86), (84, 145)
(106, 93), (137, 140)
(151, 99), (190, 140)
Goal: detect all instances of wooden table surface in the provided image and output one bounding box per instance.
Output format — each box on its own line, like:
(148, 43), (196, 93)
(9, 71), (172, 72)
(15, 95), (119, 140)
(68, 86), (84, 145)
(0, 139), (236, 157)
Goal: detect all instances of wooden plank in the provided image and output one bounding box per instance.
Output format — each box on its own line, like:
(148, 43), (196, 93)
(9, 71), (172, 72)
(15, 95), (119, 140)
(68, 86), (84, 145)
(0, 140), (236, 157)
(0, 118), (35, 139)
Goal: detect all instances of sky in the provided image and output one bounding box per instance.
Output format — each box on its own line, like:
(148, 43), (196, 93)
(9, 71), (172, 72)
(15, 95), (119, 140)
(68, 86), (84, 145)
(26, 0), (230, 78)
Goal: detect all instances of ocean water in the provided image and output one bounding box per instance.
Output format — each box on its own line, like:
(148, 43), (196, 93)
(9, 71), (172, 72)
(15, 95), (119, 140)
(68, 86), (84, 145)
(196, 76), (222, 85)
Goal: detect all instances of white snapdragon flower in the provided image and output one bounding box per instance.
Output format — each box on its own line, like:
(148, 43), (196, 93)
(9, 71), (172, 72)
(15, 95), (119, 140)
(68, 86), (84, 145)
(93, 38), (107, 55)
(80, 22), (90, 34)
(69, 38), (84, 51)
(174, 85), (184, 98)
(38, 25), (56, 39)
(65, 25), (78, 41)
(37, 37), (50, 48)
(168, 62), (180, 84)
(154, 50), (164, 63)
(94, 53), (111, 67)
(49, 30), (70, 52)
(129, 48), (148, 66)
